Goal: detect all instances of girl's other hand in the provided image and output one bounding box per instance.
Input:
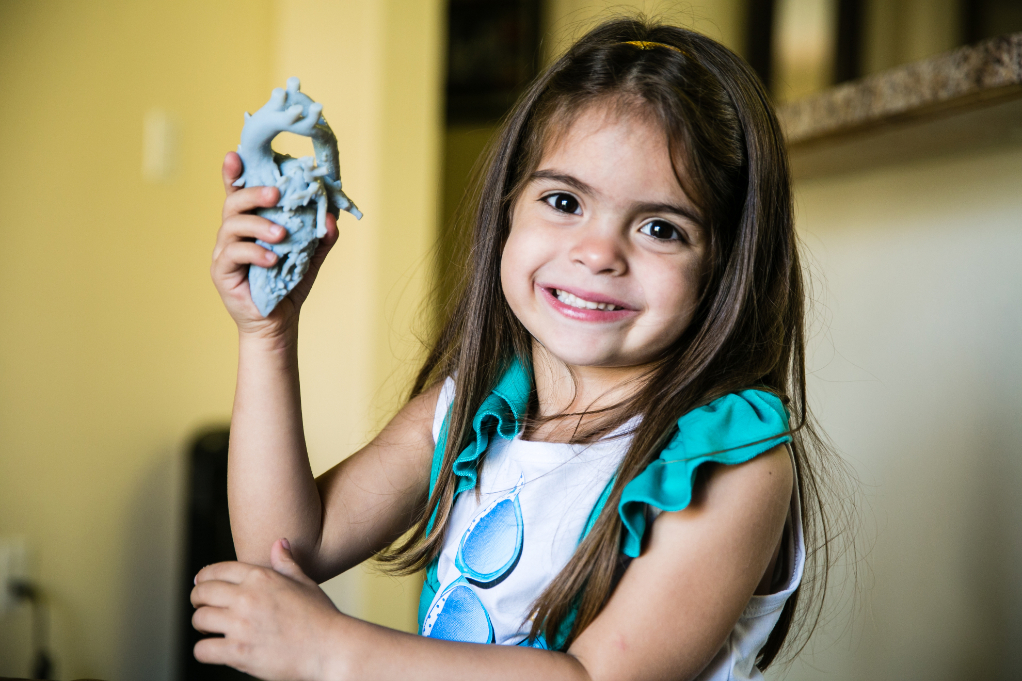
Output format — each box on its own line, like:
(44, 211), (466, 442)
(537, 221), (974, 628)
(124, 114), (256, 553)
(191, 539), (343, 681)
(211, 152), (339, 341)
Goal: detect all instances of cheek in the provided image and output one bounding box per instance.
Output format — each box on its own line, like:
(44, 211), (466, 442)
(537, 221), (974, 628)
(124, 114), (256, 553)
(500, 211), (548, 299)
(500, 224), (535, 314)
(645, 258), (703, 325)
(499, 231), (522, 298)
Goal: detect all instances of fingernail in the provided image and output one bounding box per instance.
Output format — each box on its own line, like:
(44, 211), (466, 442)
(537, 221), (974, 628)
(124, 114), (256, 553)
(281, 538), (291, 551)
(194, 574), (198, 585)
(272, 226), (284, 237)
(265, 250), (277, 263)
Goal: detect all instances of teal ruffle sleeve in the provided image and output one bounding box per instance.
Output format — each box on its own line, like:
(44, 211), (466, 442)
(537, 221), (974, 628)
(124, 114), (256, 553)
(617, 390), (791, 558)
(427, 360), (531, 530)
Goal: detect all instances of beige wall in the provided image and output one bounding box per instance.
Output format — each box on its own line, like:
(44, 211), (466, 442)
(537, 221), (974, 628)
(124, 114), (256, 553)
(771, 144), (1022, 680)
(0, 0), (442, 678)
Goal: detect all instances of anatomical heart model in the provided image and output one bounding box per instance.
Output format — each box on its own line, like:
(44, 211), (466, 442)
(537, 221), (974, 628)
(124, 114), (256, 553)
(233, 77), (361, 317)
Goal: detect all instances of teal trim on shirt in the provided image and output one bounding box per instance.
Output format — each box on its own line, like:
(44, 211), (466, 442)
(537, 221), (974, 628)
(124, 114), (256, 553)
(616, 390), (791, 558)
(417, 361), (791, 648)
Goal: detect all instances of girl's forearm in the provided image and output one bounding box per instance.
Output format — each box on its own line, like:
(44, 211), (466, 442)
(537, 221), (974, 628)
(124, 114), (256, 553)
(324, 616), (593, 681)
(228, 328), (323, 568)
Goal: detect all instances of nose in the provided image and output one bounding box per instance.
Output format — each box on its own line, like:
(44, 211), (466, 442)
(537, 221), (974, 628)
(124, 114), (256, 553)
(568, 225), (628, 276)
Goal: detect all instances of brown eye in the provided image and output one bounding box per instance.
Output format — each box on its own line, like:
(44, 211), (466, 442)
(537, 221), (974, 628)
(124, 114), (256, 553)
(544, 193), (581, 215)
(640, 220), (681, 241)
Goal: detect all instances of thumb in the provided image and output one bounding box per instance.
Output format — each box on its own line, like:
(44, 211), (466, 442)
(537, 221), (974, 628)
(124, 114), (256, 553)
(270, 538), (317, 586)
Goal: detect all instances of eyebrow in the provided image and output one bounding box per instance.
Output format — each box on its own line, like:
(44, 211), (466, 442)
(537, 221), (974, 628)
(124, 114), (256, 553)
(531, 170), (597, 197)
(529, 169), (704, 227)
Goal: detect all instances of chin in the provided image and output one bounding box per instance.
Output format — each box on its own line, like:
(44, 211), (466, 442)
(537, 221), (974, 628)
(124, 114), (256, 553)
(537, 339), (625, 369)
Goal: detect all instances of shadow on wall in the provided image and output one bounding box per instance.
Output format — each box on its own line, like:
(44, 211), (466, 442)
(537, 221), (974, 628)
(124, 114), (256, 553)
(965, 400), (1022, 673)
(966, 325), (1022, 672)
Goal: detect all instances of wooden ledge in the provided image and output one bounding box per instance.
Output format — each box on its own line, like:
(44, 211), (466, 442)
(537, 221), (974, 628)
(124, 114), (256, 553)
(778, 33), (1022, 178)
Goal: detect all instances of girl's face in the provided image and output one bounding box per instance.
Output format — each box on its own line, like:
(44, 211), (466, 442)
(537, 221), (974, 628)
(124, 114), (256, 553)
(501, 105), (707, 370)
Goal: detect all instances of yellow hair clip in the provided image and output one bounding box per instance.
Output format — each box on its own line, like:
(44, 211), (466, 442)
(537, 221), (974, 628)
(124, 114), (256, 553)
(622, 40), (683, 54)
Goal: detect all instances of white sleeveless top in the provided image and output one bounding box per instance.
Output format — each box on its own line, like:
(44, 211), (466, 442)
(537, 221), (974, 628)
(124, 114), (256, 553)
(423, 378), (805, 679)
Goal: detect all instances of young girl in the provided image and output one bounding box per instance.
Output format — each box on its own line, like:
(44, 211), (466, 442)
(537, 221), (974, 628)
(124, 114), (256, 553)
(195, 17), (833, 681)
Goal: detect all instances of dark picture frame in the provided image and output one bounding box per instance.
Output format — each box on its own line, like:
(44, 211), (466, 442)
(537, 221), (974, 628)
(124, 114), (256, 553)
(446, 0), (542, 124)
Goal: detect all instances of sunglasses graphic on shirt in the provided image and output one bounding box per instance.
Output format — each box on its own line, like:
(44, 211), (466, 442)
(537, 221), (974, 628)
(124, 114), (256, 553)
(422, 475), (525, 644)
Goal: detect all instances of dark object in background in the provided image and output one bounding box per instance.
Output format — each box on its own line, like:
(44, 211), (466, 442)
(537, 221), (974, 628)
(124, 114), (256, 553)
(446, 0), (541, 123)
(834, 0), (865, 84)
(745, 0), (777, 91)
(177, 428), (257, 681)
(5, 580), (53, 679)
(963, 0), (1022, 43)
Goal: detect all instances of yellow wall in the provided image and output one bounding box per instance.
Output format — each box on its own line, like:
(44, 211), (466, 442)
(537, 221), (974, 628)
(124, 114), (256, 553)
(0, 0), (442, 678)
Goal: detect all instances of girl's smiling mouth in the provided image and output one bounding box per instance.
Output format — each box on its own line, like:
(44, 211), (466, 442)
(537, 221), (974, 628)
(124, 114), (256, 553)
(537, 283), (637, 322)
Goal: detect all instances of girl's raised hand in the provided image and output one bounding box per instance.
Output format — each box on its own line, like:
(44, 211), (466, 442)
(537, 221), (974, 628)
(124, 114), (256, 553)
(191, 539), (344, 681)
(211, 152), (339, 339)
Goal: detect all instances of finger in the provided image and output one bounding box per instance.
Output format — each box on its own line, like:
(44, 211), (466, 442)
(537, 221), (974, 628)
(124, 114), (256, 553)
(196, 561), (260, 586)
(222, 152), (244, 195)
(320, 211), (339, 249)
(213, 215), (285, 264)
(192, 605), (234, 635)
(218, 214), (287, 246)
(223, 185), (279, 220)
(191, 580), (242, 609)
(212, 241), (278, 279)
(194, 636), (240, 667)
(270, 538), (318, 586)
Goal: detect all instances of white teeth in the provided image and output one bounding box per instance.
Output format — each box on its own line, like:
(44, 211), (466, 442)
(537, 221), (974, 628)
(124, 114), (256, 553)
(553, 289), (619, 311)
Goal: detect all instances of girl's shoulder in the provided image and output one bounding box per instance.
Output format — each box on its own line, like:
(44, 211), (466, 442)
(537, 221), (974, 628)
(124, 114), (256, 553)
(618, 389), (792, 558)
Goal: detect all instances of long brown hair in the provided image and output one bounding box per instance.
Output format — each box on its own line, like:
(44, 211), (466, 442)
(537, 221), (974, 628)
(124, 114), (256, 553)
(378, 17), (842, 669)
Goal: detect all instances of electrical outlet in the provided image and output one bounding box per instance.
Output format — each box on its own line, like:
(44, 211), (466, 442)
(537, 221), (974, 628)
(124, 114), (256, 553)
(0, 537), (29, 615)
